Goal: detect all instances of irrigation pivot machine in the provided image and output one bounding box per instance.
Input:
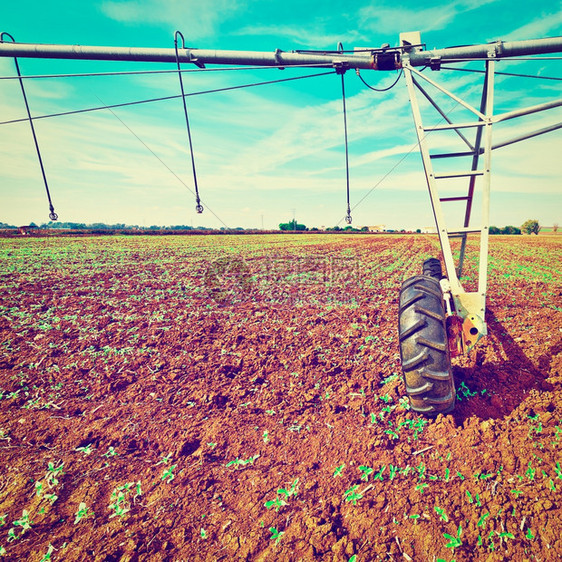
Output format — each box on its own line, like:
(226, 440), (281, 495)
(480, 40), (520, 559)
(1, 31), (561, 414)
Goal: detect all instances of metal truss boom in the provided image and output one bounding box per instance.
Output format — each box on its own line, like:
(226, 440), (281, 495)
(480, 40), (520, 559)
(0, 35), (561, 69)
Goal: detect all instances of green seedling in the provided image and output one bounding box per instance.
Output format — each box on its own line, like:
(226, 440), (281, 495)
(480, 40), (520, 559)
(225, 455), (259, 468)
(477, 513), (490, 527)
(263, 431), (270, 443)
(415, 483), (428, 493)
(74, 502), (90, 524)
(385, 427), (399, 440)
(389, 465), (399, 480)
(109, 486), (131, 518)
(498, 532), (514, 540)
(200, 528), (207, 539)
(526, 528), (535, 540)
(278, 478), (299, 499)
(102, 446), (118, 458)
(434, 506), (449, 522)
(264, 496), (287, 512)
(269, 527), (284, 545)
(75, 444), (93, 456)
(155, 453), (173, 465)
(343, 485), (363, 505)
(374, 466), (386, 481)
(40, 544), (55, 561)
(359, 466), (373, 481)
(333, 464), (345, 477)
(161, 465), (177, 483)
(456, 381), (477, 401)
(443, 524), (462, 549)
(7, 528), (17, 542)
(12, 510), (32, 534)
(398, 396), (410, 410)
(44, 493), (58, 504)
(0, 546), (6, 555)
(0, 515), (6, 526)
(46, 462), (64, 488)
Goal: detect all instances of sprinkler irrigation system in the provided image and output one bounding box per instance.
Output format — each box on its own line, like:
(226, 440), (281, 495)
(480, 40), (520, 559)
(1, 31), (561, 414)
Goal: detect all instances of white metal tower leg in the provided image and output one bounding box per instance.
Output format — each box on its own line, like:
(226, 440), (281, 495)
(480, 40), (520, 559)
(402, 61), (497, 351)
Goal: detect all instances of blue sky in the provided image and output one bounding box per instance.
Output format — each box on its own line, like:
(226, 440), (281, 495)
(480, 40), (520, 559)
(1, 0), (561, 229)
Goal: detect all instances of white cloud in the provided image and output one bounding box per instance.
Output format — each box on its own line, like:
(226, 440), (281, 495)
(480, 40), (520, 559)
(358, 0), (497, 35)
(233, 23), (368, 49)
(500, 10), (562, 41)
(101, 0), (244, 39)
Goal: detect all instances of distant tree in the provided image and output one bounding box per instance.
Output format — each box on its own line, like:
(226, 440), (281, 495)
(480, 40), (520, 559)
(553, 223), (559, 233)
(416, 228), (421, 234)
(521, 219), (540, 235)
(501, 225), (521, 235)
(279, 219), (306, 231)
(489, 226), (500, 234)
(361, 226), (369, 232)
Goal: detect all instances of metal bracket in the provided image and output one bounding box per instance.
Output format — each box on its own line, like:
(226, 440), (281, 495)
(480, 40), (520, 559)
(174, 30), (205, 69)
(373, 51), (401, 70)
(429, 56), (441, 71)
(334, 61), (350, 75)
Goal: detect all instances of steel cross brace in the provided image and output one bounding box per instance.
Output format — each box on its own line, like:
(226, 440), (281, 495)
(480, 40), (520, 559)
(401, 41), (561, 355)
(402, 53), (496, 354)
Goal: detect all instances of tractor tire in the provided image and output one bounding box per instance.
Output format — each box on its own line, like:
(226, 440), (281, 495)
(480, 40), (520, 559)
(398, 275), (455, 415)
(422, 257), (443, 280)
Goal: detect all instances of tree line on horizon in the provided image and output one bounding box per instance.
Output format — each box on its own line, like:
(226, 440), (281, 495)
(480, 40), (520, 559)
(0, 219), (551, 234)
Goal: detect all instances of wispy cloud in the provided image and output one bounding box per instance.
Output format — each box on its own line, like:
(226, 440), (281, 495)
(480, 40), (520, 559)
(233, 23), (368, 49)
(358, 0), (497, 35)
(501, 10), (562, 41)
(101, 0), (244, 39)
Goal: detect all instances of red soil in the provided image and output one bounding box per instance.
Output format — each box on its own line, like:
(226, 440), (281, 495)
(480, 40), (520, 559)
(0, 233), (560, 561)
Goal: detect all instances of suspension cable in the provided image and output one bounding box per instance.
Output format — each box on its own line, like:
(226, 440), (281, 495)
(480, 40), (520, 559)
(96, 95), (229, 229)
(440, 65), (561, 80)
(174, 31), (203, 214)
(0, 32), (58, 220)
(0, 62), (333, 81)
(0, 70), (336, 126)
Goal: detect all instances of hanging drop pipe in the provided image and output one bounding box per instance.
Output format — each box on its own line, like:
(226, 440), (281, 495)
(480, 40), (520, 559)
(174, 31), (203, 214)
(1, 32), (58, 220)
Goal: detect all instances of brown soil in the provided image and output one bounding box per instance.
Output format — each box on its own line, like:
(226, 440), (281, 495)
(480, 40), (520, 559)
(0, 233), (561, 561)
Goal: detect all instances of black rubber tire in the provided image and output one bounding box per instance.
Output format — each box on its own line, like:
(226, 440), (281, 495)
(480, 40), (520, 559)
(398, 275), (455, 415)
(422, 257), (443, 279)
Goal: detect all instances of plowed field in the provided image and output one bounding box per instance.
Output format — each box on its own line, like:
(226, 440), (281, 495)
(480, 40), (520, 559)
(0, 233), (561, 561)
